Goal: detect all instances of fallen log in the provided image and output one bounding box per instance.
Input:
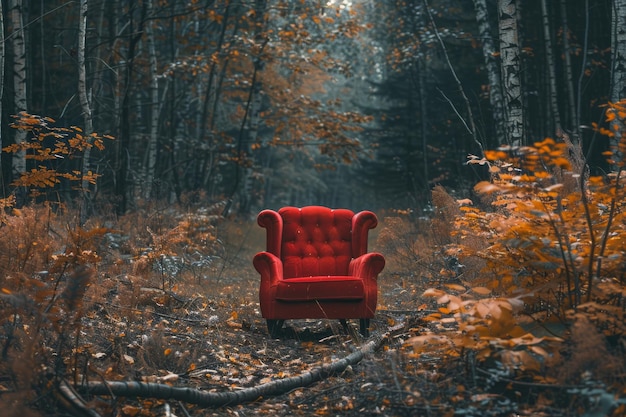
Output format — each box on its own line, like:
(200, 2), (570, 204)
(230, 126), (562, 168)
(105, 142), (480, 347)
(81, 324), (402, 408)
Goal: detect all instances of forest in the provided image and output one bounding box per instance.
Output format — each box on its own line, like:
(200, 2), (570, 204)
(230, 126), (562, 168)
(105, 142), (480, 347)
(0, 0), (625, 416)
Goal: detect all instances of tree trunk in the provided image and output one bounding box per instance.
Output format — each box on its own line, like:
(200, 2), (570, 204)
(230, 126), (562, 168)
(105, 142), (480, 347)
(116, 0), (146, 213)
(498, 0), (525, 146)
(559, 0), (579, 140)
(246, 0), (268, 148)
(418, 61), (429, 190)
(37, 0), (46, 111)
(611, 0), (626, 160)
(200, 2), (234, 190)
(78, 0), (94, 201)
(540, 0), (562, 137)
(473, 0), (506, 144)
(166, 1), (182, 205)
(611, 0), (626, 102)
(236, 0), (268, 214)
(142, 0), (159, 199)
(0, 0), (4, 176)
(10, 0), (27, 178)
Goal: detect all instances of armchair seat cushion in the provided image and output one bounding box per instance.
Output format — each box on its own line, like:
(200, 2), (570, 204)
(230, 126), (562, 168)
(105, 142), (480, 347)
(275, 276), (365, 301)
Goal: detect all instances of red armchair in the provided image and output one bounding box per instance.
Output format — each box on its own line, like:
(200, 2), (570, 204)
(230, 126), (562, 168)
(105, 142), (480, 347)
(253, 206), (385, 337)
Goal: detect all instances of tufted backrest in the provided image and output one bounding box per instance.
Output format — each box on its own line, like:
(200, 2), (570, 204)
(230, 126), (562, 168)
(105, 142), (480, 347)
(279, 206), (354, 278)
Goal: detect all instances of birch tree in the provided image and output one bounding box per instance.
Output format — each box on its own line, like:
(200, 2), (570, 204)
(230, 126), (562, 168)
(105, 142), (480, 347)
(9, 0), (27, 177)
(78, 0), (94, 195)
(610, 0), (626, 160)
(611, 0), (626, 102)
(498, 0), (524, 146)
(473, 0), (505, 143)
(0, 0), (4, 171)
(141, 0), (159, 199)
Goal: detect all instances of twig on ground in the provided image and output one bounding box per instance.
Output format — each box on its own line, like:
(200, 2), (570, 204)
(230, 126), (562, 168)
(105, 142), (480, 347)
(55, 378), (103, 417)
(80, 324), (405, 408)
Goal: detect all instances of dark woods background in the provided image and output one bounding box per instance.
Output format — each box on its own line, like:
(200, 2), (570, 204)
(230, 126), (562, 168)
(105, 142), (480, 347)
(0, 0), (619, 214)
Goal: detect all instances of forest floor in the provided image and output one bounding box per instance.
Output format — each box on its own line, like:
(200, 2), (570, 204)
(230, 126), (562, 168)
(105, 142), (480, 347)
(6, 212), (620, 417)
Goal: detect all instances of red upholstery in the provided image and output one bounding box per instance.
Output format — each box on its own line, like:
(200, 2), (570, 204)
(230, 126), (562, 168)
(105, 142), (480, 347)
(253, 206), (385, 333)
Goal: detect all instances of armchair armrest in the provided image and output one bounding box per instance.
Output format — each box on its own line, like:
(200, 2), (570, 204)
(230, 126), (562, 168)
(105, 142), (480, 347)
(349, 252), (385, 281)
(253, 251), (284, 285)
(352, 211), (378, 257)
(254, 251), (284, 319)
(257, 210), (283, 257)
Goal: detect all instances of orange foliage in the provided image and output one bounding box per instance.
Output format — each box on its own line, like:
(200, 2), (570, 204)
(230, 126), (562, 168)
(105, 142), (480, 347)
(412, 100), (626, 385)
(5, 112), (113, 196)
(455, 104), (626, 312)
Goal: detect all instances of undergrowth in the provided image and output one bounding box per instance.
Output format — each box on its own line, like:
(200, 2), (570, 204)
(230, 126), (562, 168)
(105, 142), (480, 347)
(377, 100), (626, 415)
(1, 106), (626, 415)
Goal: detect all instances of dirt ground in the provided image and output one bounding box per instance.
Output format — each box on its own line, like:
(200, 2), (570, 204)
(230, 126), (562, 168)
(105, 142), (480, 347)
(6, 215), (610, 417)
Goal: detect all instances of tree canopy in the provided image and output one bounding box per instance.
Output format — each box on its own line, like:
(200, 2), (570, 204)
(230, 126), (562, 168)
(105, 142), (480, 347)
(0, 0), (620, 212)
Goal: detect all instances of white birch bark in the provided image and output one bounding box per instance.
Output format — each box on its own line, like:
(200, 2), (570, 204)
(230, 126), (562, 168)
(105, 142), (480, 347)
(142, 0), (159, 199)
(611, 0), (626, 102)
(78, 0), (94, 193)
(473, 0), (506, 143)
(611, 0), (626, 160)
(10, 0), (27, 176)
(0, 1), (4, 165)
(498, 0), (524, 146)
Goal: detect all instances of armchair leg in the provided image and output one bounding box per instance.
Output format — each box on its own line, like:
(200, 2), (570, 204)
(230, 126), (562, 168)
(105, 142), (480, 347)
(267, 319), (284, 338)
(359, 318), (370, 337)
(339, 319), (349, 333)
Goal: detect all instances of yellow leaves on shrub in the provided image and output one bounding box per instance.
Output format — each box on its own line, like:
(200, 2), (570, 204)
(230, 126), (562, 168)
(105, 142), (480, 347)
(474, 181), (501, 194)
(411, 289), (562, 373)
(489, 332), (563, 373)
(484, 150), (508, 161)
(11, 166), (60, 188)
(498, 350), (541, 373)
(424, 286), (525, 336)
(6, 112), (113, 194)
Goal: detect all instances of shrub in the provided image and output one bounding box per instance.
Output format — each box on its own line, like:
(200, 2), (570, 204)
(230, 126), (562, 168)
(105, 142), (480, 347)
(411, 100), (626, 392)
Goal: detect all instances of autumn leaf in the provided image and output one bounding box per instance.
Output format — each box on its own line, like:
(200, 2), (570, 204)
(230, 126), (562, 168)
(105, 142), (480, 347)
(121, 405), (141, 417)
(471, 287), (491, 296)
(423, 288), (446, 297)
(474, 181), (500, 194)
(445, 283), (466, 292)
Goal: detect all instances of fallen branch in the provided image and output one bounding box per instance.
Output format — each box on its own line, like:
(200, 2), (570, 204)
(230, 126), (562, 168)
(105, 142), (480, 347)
(80, 324), (403, 408)
(55, 379), (103, 417)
